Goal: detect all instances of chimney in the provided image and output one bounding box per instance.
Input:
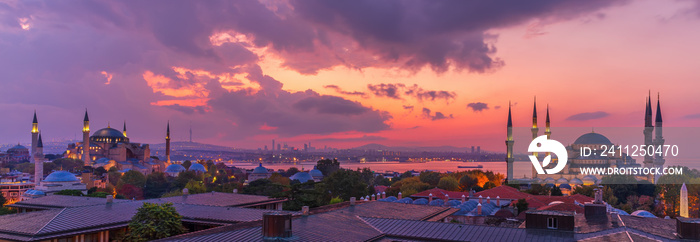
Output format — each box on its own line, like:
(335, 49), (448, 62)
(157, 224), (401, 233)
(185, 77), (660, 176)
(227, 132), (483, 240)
(594, 186), (603, 204)
(364, 197), (369, 202)
(301, 206), (309, 216)
(496, 196), (500, 206)
(350, 197), (356, 206)
(444, 194), (449, 203)
(477, 203), (482, 215)
(469, 190), (474, 197)
(371, 194), (376, 201)
(479, 195), (482, 204)
(262, 212), (292, 240)
(377, 193), (381, 200)
(461, 195), (465, 203)
(487, 196), (491, 204)
(233, 188), (238, 194)
(398, 192), (402, 200)
(429, 193), (433, 203)
(183, 188), (189, 196)
(106, 195), (114, 204)
(382, 192), (386, 199)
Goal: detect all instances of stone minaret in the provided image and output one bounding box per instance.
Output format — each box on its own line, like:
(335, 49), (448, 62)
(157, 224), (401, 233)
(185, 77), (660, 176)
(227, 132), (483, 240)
(531, 97), (539, 178)
(34, 132), (44, 184)
(166, 121), (171, 163)
(643, 93), (654, 182)
(123, 121), (127, 138)
(82, 109), (91, 167)
(654, 93), (664, 168)
(506, 101), (514, 181)
(680, 183), (688, 218)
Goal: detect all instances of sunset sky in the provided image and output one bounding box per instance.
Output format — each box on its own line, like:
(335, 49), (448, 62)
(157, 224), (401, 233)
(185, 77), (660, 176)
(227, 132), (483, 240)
(1, 0), (700, 151)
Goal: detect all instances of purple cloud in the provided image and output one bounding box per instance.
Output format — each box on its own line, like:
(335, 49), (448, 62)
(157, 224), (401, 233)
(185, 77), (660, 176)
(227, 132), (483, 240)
(467, 102), (489, 112)
(422, 108), (452, 121)
(566, 111), (610, 121)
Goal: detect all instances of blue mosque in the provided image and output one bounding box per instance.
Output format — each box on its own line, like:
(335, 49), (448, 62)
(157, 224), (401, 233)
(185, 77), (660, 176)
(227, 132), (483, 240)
(506, 93), (665, 185)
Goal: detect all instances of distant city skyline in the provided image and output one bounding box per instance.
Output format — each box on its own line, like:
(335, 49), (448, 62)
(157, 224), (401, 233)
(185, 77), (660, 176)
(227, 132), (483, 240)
(1, 1), (700, 151)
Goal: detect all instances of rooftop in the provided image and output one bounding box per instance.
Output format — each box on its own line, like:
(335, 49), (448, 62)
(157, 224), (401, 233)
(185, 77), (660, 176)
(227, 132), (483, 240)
(8, 195), (129, 210)
(152, 192), (285, 208)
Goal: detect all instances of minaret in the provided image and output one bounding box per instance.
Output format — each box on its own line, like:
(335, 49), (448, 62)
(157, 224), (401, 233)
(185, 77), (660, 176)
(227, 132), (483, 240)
(82, 109), (91, 167)
(654, 93), (664, 167)
(34, 132), (44, 184)
(680, 183), (688, 218)
(643, 93), (654, 182)
(506, 101), (514, 181)
(166, 121), (171, 163)
(123, 121), (127, 138)
(544, 104), (553, 170)
(531, 97), (539, 178)
(31, 111), (39, 155)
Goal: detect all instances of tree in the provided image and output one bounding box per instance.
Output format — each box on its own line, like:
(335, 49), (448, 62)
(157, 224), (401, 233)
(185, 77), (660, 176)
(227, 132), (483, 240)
(282, 167), (300, 177)
(182, 160), (192, 170)
(242, 179), (286, 197)
(483, 181), (497, 190)
(572, 185), (596, 197)
(184, 180), (206, 194)
(54, 189), (85, 196)
(125, 202), (186, 241)
(316, 159), (340, 176)
(526, 184), (551, 196)
(145, 172), (170, 199)
(118, 170), (147, 188)
(419, 171), (440, 186)
(602, 186), (618, 206)
(118, 184), (143, 200)
(94, 167), (107, 177)
(386, 177), (430, 197)
(459, 175), (478, 191)
(87, 192), (111, 198)
(551, 186), (563, 196)
(324, 169), (371, 200)
(0, 192), (6, 205)
(516, 199), (529, 215)
(107, 168), (122, 186)
(269, 173), (291, 186)
(52, 158), (83, 172)
(437, 177), (460, 191)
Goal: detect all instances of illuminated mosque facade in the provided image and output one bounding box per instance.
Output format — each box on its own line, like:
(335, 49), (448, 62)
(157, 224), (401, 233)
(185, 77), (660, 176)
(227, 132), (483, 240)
(64, 110), (171, 174)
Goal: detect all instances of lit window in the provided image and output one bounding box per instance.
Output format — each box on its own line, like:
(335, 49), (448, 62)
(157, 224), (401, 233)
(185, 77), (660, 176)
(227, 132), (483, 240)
(547, 217), (558, 229)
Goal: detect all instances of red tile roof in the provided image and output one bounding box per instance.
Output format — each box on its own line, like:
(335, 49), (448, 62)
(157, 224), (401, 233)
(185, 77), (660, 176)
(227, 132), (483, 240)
(473, 185), (530, 200)
(537, 203), (584, 214)
(409, 188), (468, 199)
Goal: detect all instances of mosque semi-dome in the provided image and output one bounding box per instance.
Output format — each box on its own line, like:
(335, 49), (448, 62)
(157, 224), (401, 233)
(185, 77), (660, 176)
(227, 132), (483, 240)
(290, 171), (313, 183)
(44, 171), (80, 182)
(574, 132), (612, 145)
(309, 166), (323, 178)
(165, 164), (186, 173)
(188, 163), (207, 173)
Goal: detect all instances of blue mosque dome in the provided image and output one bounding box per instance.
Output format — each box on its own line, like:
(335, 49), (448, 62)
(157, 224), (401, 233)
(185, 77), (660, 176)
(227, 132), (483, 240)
(252, 163), (269, 174)
(43, 171), (79, 182)
(290, 171), (313, 183)
(165, 164), (186, 173)
(91, 127), (125, 138)
(188, 163), (207, 173)
(574, 132), (612, 145)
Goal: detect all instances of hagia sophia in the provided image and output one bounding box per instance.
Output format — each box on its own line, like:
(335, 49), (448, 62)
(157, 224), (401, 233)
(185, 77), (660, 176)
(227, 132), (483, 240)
(506, 93), (666, 186)
(18, 110), (173, 198)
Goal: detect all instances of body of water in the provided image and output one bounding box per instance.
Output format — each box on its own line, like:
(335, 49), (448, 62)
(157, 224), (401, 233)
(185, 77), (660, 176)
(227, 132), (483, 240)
(228, 158), (700, 177)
